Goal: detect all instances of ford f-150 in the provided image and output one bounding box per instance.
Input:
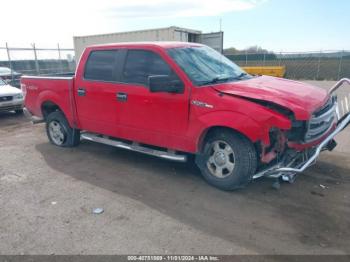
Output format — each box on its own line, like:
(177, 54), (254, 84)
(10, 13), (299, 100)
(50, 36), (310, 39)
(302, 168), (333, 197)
(21, 42), (350, 190)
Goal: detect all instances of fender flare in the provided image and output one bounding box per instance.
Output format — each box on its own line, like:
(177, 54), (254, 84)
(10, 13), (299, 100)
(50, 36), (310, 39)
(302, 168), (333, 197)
(37, 90), (74, 127)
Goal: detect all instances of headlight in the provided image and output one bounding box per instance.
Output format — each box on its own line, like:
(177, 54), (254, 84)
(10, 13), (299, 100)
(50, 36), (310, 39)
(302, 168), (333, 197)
(14, 94), (23, 100)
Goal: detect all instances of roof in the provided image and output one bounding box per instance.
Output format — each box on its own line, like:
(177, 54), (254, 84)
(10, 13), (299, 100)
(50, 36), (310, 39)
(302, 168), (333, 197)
(88, 41), (204, 49)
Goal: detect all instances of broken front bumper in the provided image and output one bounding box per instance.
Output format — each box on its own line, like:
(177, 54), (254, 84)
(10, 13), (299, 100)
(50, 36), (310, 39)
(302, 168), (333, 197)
(254, 78), (350, 180)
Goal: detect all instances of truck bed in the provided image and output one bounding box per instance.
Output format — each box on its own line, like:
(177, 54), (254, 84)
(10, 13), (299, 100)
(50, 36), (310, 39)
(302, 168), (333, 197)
(21, 74), (77, 127)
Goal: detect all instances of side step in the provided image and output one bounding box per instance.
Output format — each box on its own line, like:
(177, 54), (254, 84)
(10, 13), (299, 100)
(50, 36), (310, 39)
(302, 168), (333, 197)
(81, 132), (187, 162)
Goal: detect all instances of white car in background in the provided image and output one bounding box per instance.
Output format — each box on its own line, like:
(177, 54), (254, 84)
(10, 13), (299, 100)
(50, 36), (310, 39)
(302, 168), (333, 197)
(0, 78), (24, 114)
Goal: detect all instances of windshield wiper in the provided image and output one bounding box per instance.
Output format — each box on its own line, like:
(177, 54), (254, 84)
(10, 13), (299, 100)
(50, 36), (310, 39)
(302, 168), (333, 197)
(233, 72), (248, 79)
(199, 73), (250, 86)
(198, 76), (231, 86)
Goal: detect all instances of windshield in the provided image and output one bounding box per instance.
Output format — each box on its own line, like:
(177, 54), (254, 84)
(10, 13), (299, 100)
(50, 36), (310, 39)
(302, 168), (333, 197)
(167, 46), (251, 86)
(0, 79), (6, 86)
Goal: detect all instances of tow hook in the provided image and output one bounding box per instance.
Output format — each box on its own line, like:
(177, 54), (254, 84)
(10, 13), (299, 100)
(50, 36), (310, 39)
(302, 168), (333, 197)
(271, 173), (298, 190)
(325, 139), (337, 152)
(281, 173), (297, 184)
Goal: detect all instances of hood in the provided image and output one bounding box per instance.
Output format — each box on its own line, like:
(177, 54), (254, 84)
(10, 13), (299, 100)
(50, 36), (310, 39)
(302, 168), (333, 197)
(0, 84), (22, 96)
(212, 76), (329, 120)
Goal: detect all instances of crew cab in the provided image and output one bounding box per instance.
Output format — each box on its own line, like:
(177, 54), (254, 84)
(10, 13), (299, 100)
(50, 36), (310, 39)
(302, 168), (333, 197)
(21, 42), (350, 190)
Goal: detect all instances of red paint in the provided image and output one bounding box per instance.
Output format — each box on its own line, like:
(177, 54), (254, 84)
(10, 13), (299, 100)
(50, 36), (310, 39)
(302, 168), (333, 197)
(213, 76), (328, 120)
(22, 42), (331, 154)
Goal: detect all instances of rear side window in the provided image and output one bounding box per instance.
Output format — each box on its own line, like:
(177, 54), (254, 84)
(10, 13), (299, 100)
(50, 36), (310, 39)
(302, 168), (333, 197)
(122, 50), (173, 85)
(84, 50), (117, 81)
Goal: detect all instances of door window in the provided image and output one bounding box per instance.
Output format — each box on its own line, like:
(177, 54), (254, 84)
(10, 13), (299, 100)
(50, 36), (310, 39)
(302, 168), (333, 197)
(122, 50), (175, 86)
(84, 50), (118, 82)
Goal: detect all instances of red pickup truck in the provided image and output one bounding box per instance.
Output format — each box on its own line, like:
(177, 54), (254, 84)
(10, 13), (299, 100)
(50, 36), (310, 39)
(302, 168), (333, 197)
(22, 42), (350, 190)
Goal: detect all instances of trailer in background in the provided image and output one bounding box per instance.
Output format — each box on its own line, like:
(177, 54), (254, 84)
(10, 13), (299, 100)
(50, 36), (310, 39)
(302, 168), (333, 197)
(242, 66), (286, 78)
(73, 26), (223, 61)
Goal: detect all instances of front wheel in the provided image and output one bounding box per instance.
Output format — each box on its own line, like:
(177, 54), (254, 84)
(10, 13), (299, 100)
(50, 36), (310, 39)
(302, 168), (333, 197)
(46, 111), (80, 147)
(196, 130), (257, 191)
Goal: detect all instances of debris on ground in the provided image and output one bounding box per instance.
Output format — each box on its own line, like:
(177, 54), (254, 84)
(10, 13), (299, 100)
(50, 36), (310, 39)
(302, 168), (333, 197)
(310, 191), (325, 197)
(92, 208), (104, 214)
(271, 180), (281, 190)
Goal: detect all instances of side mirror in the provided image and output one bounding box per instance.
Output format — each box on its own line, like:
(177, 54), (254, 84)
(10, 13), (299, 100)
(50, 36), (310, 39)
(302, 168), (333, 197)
(148, 75), (184, 94)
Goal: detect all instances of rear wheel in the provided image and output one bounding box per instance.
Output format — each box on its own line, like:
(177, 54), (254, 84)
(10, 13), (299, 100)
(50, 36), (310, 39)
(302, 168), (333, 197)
(46, 111), (80, 147)
(196, 130), (257, 190)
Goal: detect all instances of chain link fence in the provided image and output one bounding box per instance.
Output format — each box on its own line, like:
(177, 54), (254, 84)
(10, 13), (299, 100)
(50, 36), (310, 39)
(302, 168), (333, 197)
(225, 50), (350, 80)
(1, 44), (349, 83)
(0, 43), (75, 86)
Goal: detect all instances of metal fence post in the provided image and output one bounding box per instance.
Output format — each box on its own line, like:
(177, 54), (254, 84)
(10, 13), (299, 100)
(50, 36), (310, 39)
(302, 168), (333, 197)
(57, 43), (64, 73)
(32, 43), (40, 75)
(337, 50), (344, 80)
(5, 42), (14, 81)
(278, 51), (282, 66)
(263, 51), (266, 66)
(316, 50), (321, 80)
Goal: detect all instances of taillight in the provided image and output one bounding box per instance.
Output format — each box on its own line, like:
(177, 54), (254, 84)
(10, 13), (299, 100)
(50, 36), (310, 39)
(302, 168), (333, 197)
(21, 83), (27, 99)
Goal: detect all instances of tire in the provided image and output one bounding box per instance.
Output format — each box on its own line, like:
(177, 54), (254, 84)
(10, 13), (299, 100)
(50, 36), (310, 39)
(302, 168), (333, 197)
(46, 111), (80, 147)
(195, 130), (257, 191)
(15, 109), (24, 114)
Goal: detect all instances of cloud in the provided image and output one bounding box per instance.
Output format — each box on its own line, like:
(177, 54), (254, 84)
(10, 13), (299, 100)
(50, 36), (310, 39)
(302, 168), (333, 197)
(1, 0), (266, 47)
(105, 0), (267, 18)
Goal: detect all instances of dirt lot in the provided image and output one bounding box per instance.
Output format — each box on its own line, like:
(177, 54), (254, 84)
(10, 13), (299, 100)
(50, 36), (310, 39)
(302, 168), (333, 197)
(0, 81), (349, 255)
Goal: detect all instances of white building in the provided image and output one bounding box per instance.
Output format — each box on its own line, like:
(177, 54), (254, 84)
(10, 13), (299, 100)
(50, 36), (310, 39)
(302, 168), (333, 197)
(73, 26), (223, 60)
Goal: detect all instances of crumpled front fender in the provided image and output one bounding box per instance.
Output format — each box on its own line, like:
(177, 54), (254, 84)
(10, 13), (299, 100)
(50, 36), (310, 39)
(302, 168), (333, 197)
(192, 110), (291, 151)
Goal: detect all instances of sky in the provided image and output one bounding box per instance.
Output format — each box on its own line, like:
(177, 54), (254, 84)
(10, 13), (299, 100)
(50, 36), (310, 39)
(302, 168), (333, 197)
(1, 0), (350, 51)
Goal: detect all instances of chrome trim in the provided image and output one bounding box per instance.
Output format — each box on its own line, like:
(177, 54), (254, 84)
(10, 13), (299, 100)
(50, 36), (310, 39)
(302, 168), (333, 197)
(191, 100), (214, 108)
(329, 78), (350, 94)
(81, 133), (187, 162)
(330, 78), (350, 120)
(304, 101), (336, 143)
(21, 75), (73, 80)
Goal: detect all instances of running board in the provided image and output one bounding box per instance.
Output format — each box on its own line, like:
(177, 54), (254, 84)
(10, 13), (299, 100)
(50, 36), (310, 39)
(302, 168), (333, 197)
(81, 133), (187, 162)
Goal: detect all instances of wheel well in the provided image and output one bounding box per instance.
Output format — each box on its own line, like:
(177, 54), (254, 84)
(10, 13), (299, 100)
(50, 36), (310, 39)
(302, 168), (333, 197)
(197, 126), (253, 152)
(41, 101), (62, 120)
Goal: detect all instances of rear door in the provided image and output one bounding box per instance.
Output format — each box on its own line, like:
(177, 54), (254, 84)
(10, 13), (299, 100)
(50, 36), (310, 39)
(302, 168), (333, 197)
(74, 49), (124, 135)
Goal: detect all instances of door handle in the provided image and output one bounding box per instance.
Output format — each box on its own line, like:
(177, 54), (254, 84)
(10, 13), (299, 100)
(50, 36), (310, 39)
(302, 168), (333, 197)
(116, 92), (127, 102)
(77, 88), (86, 97)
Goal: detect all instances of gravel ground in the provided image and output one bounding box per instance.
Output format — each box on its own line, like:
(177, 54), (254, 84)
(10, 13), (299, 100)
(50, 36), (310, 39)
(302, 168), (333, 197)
(0, 81), (349, 255)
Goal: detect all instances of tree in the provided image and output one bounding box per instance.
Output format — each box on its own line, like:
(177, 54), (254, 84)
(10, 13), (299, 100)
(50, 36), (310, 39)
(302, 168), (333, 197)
(224, 46), (273, 55)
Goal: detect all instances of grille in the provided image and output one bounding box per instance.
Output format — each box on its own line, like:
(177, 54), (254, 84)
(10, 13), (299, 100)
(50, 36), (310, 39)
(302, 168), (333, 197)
(304, 98), (336, 142)
(0, 96), (13, 102)
(0, 105), (22, 112)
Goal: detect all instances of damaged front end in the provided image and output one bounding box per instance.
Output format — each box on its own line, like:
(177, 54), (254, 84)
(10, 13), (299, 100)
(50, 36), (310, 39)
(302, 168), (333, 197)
(253, 78), (350, 182)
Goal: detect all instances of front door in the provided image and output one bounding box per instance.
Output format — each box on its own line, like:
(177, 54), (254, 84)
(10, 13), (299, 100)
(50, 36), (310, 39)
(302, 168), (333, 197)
(116, 49), (190, 149)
